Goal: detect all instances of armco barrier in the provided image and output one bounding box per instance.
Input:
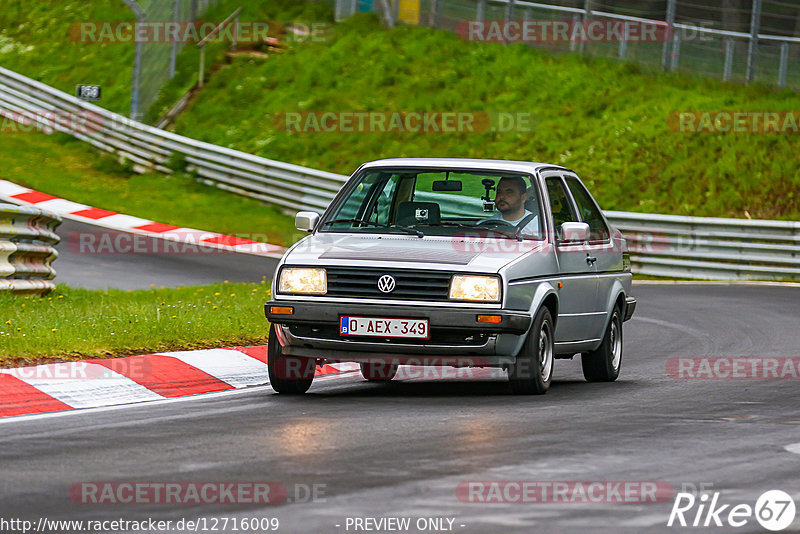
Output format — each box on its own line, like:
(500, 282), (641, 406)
(0, 203), (61, 294)
(0, 66), (347, 213)
(0, 67), (797, 280)
(605, 211), (800, 281)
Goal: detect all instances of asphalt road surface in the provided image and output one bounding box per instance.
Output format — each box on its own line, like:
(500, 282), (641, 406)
(1, 284), (799, 534)
(53, 219), (280, 289)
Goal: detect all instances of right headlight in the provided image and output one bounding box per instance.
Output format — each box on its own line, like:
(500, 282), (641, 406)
(449, 275), (501, 303)
(278, 267), (327, 295)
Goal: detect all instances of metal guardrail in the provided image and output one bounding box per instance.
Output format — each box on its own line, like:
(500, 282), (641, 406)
(0, 66), (347, 213)
(0, 203), (61, 295)
(605, 211), (800, 281)
(0, 66), (797, 281)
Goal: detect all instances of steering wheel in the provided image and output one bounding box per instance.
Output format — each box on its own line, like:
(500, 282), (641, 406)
(476, 219), (514, 228)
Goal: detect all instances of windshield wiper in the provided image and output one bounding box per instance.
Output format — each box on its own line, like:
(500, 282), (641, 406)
(322, 218), (424, 238)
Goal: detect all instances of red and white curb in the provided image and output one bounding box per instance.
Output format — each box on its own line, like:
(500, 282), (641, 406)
(0, 346), (359, 419)
(0, 179), (285, 257)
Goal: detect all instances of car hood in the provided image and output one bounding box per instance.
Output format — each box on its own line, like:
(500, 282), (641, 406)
(282, 232), (547, 274)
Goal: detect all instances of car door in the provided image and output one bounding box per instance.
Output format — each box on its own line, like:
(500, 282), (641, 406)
(564, 173), (620, 340)
(543, 172), (601, 345)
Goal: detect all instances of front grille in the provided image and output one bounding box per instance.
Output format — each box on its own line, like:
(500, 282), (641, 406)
(326, 267), (452, 301)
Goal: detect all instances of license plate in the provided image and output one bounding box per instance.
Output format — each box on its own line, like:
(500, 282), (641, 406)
(339, 316), (429, 339)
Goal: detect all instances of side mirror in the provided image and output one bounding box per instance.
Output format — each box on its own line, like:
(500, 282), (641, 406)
(295, 211), (320, 232)
(560, 222), (589, 242)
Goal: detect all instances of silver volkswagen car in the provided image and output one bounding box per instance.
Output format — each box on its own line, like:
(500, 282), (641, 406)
(265, 158), (635, 394)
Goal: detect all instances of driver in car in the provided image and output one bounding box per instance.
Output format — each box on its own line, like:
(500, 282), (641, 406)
(482, 176), (539, 233)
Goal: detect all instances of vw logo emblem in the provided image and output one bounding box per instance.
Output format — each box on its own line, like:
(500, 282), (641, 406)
(377, 275), (396, 293)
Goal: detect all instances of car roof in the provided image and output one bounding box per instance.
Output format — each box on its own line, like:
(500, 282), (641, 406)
(359, 158), (568, 174)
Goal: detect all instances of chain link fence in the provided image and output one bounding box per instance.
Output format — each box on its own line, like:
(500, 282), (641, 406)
(124, 0), (219, 121)
(340, 0), (799, 90)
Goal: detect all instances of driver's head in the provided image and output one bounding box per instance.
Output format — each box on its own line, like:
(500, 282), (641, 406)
(495, 177), (528, 219)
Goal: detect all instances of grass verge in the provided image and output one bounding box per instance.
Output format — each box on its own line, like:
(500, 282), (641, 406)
(0, 281), (273, 367)
(0, 132), (298, 245)
(170, 14), (800, 221)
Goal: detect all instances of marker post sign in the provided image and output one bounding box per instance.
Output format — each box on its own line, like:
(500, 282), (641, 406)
(76, 85), (102, 102)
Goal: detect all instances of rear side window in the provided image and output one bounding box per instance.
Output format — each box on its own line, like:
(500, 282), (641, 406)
(545, 177), (579, 240)
(565, 176), (610, 242)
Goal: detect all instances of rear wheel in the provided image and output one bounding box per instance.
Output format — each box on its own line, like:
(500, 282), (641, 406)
(581, 306), (623, 382)
(360, 362), (399, 381)
(507, 306), (554, 395)
(267, 324), (315, 394)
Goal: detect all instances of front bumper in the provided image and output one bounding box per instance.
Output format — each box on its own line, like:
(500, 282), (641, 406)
(265, 300), (532, 362)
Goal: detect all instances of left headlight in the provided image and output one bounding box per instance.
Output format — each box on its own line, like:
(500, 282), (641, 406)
(278, 267), (327, 295)
(449, 274), (501, 303)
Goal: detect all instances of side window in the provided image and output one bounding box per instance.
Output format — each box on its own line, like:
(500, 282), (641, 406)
(565, 176), (610, 242)
(545, 176), (579, 240)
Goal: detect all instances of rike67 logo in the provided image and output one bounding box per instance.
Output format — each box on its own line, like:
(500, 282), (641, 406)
(667, 490), (796, 531)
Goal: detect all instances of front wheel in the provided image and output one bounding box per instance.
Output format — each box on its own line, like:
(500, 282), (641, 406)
(581, 306), (622, 382)
(507, 306), (554, 395)
(267, 324), (315, 394)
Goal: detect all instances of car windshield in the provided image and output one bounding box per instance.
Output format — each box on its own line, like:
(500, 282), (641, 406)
(321, 169), (544, 240)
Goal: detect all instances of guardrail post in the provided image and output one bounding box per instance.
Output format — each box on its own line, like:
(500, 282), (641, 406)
(505, 0), (515, 23)
(670, 32), (681, 71)
(122, 1), (146, 121)
(381, 0), (396, 28)
(723, 38), (734, 81)
(778, 42), (788, 87)
(619, 22), (629, 59)
(746, 0), (762, 83)
(432, 0), (442, 27)
(232, 12), (239, 50)
(169, 0), (180, 78)
(198, 44), (206, 88)
(570, 14), (580, 52)
(579, 0), (592, 54)
(661, 0), (676, 71)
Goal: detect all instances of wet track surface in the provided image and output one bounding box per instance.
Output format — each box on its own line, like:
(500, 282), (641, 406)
(1, 284), (799, 533)
(53, 219), (280, 289)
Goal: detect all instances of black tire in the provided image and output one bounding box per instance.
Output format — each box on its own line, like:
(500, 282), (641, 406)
(507, 306), (554, 395)
(360, 362), (399, 381)
(267, 324), (315, 394)
(581, 306), (623, 382)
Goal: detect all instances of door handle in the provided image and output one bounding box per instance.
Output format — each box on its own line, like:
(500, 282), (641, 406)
(586, 256), (597, 264)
